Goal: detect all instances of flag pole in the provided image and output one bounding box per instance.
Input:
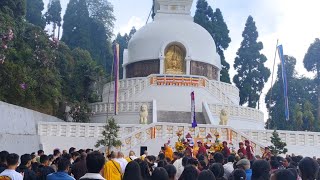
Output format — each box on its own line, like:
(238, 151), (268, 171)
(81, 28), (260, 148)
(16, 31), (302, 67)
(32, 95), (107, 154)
(268, 39), (279, 129)
(106, 42), (116, 120)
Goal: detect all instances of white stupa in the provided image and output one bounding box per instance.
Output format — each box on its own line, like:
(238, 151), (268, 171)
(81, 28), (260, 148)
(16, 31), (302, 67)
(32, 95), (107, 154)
(90, 0), (265, 130)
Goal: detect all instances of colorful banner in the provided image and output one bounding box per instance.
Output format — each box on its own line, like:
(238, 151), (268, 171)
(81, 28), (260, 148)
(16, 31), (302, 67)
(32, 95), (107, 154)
(114, 43), (120, 115)
(191, 91), (197, 128)
(277, 45), (289, 121)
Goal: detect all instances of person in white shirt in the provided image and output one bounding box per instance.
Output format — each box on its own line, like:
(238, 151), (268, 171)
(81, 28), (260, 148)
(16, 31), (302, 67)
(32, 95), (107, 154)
(223, 155), (235, 179)
(115, 152), (128, 174)
(173, 153), (184, 180)
(0, 153), (23, 180)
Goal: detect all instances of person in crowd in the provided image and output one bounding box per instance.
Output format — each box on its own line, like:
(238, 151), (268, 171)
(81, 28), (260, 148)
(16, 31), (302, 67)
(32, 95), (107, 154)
(164, 144), (173, 161)
(50, 157), (59, 172)
(141, 151), (148, 161)
(261, 147), (271, 160)
(126, 151), (138, 162)
(221, 141), (230, 158)
(53, 149), (61, 160)
(228, 169), (246, 180)
(37, 155), (55, 180)
(152, 167), (169, 180)
(157, 160), (168, 168)
(209, 163), (226, 180)
(184, 142), (192, 157)
(198, 169), (216, 180)
(62, 150), (68, 156)
(214, 152), (224, 164)
(223, 155), (235, 178)
(0, 151), (9, 173)
(236, 159), (252, 180)
(164, 164), (176, 180)
(71, 153), (87, 180)
(269, 159), (280, 173)
(79, 151), (105, 180)
(198, 160), (207, 171)
(283, 157), (291, 169)
(123, 161), (142, 180)
(237, 143), (246, 158)
(30, 154), (39, 173)
(139, 161), (152, 180)
(71, 152), (80, 164)
(36, 150), (44, 164)
(270, 169), (296, 180)
(287, 168), (298, 180)
(251, 160), (270, 180)
(47, 158), (74, 180)
(0, 153), (23, 180)
(298, 157), (319, 180)
(16, 154), (37, 180)
(197, 141), (207, 156)
(173, 153), (183, 180)
(115, 152), (128, 174)
(178, 165), (198, 180)
(244, 140), (254, 161)
(103, 151), (122, 180)
(85, 149), (93, 154)
(69, 148), (76, 155)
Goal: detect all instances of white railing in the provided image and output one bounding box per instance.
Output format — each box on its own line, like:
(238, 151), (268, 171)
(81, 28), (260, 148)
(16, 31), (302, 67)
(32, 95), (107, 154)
(243, 129), (320, 147)
(89, 101), (152, 114)
(210, 81), (240, 103)
(103, 77), (146, 93)
(119, 78), (151, 101)
(208, 104), (264, 123)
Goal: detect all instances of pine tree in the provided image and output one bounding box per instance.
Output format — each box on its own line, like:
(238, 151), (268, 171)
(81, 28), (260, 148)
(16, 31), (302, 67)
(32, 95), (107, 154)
(268, 130), (287, 156)
(194, 0), (231, 83)
(303, 100), (315, 131)
(304, 38), (320, 124)
(45, 0), (62, 39)
(95, 117), (122, 154)
(293, 103), (303, 130)
(233, 16), (270, 108)
(26, 0), (46, 28)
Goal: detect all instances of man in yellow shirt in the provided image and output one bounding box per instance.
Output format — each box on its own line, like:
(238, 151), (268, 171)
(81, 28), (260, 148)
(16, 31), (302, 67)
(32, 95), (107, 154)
(164, 143), (173, 161)
(103, 151), (122, 180)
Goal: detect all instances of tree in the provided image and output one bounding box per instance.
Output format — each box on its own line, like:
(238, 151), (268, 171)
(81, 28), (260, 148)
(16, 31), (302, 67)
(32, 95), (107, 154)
(293, 103), (303, 131)
(304, 38), (320, 124)
(194, 0), (232, 83)
(268, 130), (287, 156)
(45, 0), (62, 39)
(233, 16), (270, 108)
(95, 117), (122, 154)
(303, 100), (315, 131)
(26, 0), (46, 28)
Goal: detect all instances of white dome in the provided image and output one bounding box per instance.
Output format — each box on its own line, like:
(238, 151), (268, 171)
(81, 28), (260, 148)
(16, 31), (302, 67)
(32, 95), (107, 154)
(126, 15), (221, 69)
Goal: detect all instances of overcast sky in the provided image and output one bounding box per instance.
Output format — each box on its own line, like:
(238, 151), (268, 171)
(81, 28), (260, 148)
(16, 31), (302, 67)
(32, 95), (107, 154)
(45, 0), (320, 121)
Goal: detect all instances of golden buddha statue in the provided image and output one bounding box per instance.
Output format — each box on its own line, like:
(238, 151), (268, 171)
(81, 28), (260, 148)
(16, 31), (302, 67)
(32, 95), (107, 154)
(165, 45), (185, 74)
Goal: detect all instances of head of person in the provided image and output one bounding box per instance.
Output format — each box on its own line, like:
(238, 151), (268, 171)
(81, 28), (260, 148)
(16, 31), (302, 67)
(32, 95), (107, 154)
(86, 151), (105, 174)
(228, 155), (235, 163)
(20, 154), (32, 168)
(164, 164), (176, 180)
(139, 161), (151, 179)
(244, 140), (250, 146)
(198, 160), (207, 171)
(199, 169), (216, 180)
(69, 147), (76, 154)
(264, 147), (270, 153)
(109, 151), (117, 159)
(209, 163), (224, 179)
(0, 151), (9, 165)
(117, 152), (124, 159)
(283, 157), (291, 168)
(40, 155), (50, 166)
(213, 152), (224, 164)
(144, 150), (148, 156)
(173, 152), (179, 160)
(123, 161), (142, 180)
(182, 157), (189, 167)
(187, 158), (198, 167)
(270, 160), (280, 170)
(197, 141), (203, 147)
(71, 151), (80, 161)
(158, 153), (165, 161)
(236, 159), (250, 170)
(251, 160), (271, 180)
(152, 167), (169, 180)
(239, 142), (244, 148)
(85, 149), (93, 154)
(57, 158), (71, 172)
(228, 169), (246, 180)
(31, 154), (37, 163)
(270, 169), (296, 180)
(298, 157), (319, 180)
(129, 150), (135, 156)
(287, 168), (298, 180)
(6, 153), (19, 169)
(53, 149), (61, 157)
(179, 165), (198, 180)
(158, 160), (168, 168)
(37, 150), (44, 156)
(164, 143), (168, 149)
(223, 141), (228, 147)
(62, 150), (67, 155)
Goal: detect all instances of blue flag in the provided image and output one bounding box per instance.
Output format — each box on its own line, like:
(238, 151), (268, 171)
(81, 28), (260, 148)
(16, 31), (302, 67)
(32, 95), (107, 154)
(277, 45), (289, 121)
(191, 91), (197, 128)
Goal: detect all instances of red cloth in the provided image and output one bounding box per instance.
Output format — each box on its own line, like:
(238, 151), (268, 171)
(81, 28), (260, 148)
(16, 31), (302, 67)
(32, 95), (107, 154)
(246, 145), (254, 160)
(198, 146), (207, 155)
(237, 147), (247, 155)
(222, 147), (230, 158)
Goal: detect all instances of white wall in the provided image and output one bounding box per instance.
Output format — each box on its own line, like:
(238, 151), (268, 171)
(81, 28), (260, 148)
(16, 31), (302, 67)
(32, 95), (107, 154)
(0, 101), (63, 155)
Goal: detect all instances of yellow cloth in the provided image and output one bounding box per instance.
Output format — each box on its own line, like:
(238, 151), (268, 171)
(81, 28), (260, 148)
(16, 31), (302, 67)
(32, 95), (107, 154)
(164, 146), (173, 161)
(125, 157), (132, 163)
(103, 160), (122, 180)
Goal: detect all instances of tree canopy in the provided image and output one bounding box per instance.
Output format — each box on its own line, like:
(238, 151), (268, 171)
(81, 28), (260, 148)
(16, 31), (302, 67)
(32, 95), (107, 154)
(26, 0), (46, 28)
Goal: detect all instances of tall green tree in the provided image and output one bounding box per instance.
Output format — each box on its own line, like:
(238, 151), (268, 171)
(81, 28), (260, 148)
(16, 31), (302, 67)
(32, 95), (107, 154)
(45, 0), (62, 39)
(303, 100), (315, 131)
(304, 38), (320, 124)
(26, 0), (46, 28)
(293, 103), (303, 131)
(233, 16), (270, 108)
(194, 0), (231, 83)
(0, 0), (26, 19)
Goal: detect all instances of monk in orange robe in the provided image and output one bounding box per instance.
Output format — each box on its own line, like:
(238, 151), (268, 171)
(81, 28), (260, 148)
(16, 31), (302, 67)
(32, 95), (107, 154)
(103, 151), (122, 180)
(164, 143), (173, 161)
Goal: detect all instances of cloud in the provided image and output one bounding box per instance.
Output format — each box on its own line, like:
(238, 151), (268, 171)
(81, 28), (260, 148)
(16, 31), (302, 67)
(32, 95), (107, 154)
(115, 16), (145, 36)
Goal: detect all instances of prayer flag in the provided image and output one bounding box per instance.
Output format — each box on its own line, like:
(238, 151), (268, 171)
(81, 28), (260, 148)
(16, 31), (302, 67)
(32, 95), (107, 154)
(191, 91), (197, 128)
(277, 45), (289, 121)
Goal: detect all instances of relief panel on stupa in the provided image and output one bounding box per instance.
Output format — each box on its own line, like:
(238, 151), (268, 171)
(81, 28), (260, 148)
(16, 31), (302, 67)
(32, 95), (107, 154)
(164, 45), (185, 74)
(190, 61), (218, 80)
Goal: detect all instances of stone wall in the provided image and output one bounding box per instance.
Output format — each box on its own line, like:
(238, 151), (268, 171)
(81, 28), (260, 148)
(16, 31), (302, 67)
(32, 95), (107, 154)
(0, 101), (63, 154)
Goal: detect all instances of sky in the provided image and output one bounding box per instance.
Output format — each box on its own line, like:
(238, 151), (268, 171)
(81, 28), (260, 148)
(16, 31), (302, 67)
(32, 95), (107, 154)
(45, 0), (320, 121)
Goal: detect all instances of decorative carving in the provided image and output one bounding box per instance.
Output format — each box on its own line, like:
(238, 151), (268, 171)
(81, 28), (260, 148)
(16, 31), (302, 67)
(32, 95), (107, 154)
(126, 60), (160, 78)
(139, 104), (149, 124)
(190, 61), (219, 80)
(165, 45), (185, 74)
(219, 109), (228, 125)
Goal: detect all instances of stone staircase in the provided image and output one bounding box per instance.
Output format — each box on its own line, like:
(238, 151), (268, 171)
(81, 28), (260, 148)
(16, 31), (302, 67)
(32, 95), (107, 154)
(157, 111), (206, 124)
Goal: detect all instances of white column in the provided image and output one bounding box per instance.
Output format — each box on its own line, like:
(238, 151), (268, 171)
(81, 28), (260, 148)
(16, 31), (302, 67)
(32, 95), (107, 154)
(186, 59), (191, 75)
(122, 65), (126, 79)
(159, 57), (165, 74)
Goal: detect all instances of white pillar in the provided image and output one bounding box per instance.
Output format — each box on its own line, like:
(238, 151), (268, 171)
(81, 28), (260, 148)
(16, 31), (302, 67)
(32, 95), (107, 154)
(186, 58), (191, 75)
(159, 57), (165, 74)
(122, 65), (126, 79)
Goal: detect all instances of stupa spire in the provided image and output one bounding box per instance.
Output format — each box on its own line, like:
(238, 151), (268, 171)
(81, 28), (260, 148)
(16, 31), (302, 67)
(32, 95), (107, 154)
(154, 0), (193, 15)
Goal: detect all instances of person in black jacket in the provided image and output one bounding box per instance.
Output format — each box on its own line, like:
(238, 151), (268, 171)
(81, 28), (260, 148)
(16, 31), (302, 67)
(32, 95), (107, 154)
(36, 155), (55, 180)
(16, 154), (37, 180)
(79, 151), (105, 180)
(0, 151), (9, 173)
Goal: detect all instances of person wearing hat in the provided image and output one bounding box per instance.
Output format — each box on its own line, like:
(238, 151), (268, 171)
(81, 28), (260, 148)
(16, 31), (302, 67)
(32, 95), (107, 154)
(197, 141), (207, 156)
(238, 142), (247, 158)
(245, 140), (254, 161)
(221, 141), (230, 158)
(236, 159), (252, 180)
(262, 147), (272, 160)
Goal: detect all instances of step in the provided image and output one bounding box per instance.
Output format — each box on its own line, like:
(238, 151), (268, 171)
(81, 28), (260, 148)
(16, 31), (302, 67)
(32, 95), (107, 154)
(157, 111), (206, 124)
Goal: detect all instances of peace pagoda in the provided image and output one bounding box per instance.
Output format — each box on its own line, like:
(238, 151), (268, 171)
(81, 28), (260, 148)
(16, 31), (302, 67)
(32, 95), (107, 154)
(90, 0), (265, 130)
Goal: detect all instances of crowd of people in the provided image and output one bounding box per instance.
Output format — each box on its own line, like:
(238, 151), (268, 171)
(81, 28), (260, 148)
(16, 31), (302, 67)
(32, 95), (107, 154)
(0, 140), (319, 180)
